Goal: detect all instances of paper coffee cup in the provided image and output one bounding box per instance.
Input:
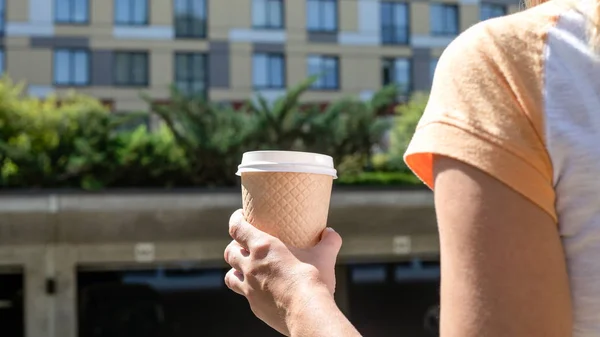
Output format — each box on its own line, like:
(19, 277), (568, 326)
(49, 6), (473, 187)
(236, 151), (337, 248)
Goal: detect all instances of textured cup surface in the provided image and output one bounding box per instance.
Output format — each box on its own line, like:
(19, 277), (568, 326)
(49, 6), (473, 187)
(241, 171), (334, 248)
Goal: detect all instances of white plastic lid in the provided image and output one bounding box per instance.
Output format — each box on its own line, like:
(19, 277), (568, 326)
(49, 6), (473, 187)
(236, 150), (337, 178)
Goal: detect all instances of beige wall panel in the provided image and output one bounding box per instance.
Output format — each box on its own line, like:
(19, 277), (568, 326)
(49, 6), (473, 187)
(91, 0), (113, 26)
(302, 91), (356, 102)
(286, 54), (308, 87)
(56, 26), (113, 37)
(431, 47), (446, 58)
(379, 47), (413, 58)
(7, 49), (52, 84)
(341, 55), (380, 91)
(460, 4), (479, 31)
(4, 37), (30, 48)
(6, 0), (28, 21)
(209, 89), (252, 101)
(150, 51), (173, 88)
(90, 39), (209, 50)
(411, 3), (430, 35)
(210, 89), (360, 104)
(340, 0), (359, 31)
(114, 99), (149, 112)
(208, 0), (248, 39)
(54, 87), (170, 101)
(229, 43), (252, 90)
(508, 4), (522, 14)
(151, 0), (173, 25)
(286, 0), (308, 42)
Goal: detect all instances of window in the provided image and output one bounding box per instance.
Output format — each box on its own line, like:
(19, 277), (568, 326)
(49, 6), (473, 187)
(430, 58), (439, 85)
(174, 53), (207, 96)
(381, 2), (409, 44)
(114, 0), (148, 25)
(307, 55), (339, 90)
(253, 0), (284, 29)
(307, 0), (337, 32)
(253, 53), (285, 89)
(430, 4), (459, 36)
(114, 52), (149, 86)
(382, 58), (411, 95)
(0, 49), (4, 76)
(174, 0), (207, 38)
(0, 0), (5, 34)
(55, 0), (88, 24)
(53, 49), (90, 86)
(480, 3), (506, 20)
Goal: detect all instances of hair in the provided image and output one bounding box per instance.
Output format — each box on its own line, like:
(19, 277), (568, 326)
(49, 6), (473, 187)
(525, 0), (600, 49)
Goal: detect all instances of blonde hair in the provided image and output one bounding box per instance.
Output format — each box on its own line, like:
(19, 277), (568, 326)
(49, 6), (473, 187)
(525, 0), (600, 49)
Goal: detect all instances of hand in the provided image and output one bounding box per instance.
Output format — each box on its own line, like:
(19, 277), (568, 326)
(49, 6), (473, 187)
(224, 209), (343, 335)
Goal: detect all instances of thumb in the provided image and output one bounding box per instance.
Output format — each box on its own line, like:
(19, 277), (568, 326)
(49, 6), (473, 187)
(315, 227), (342, 256)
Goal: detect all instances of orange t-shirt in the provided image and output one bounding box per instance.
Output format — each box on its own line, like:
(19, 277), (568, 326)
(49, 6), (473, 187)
(405, 0), (600, 333)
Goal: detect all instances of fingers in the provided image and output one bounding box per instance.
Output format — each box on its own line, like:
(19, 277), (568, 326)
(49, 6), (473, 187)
(229, 209), (267, 250)
(224, 269), (245, 295)
(224, 240), (249, 273)
(316, 227), (343, 256)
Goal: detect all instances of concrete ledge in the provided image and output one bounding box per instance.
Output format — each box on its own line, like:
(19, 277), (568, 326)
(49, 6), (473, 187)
(0, 189), (437, 261)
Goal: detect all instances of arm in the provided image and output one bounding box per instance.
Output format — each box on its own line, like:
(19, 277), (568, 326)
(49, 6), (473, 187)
(433, 155), (572, 336)
(287, 285), (362, 337)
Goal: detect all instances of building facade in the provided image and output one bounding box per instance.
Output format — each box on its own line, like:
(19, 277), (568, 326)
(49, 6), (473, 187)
(0, 0), (520, 113)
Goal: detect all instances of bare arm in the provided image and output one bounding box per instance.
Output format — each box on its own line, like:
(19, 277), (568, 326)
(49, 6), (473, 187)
(287, 285), (362, 337)
(433, 155), (572, 336)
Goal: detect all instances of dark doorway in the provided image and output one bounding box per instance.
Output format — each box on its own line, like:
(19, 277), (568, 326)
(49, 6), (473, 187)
(0, 271), (24, 337)
(348, 260), (440, 337)
(78, 266), (281, 337)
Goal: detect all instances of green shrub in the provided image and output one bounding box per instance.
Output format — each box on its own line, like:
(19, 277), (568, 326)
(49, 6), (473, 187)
(112, 124), (189, 187)
(0, 79), (124, 189)
(0, 75), (425, 189)
(387, 92), (428, 171)
(146, 87), (258, 186)
(336, 171), (422, 186)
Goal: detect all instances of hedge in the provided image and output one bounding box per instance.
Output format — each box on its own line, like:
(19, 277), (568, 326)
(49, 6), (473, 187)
(0, 77), (426, 190)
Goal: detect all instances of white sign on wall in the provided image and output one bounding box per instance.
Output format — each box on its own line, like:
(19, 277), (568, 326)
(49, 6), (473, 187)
(134, 243), (156, 263)
(392, 236), (412, 255)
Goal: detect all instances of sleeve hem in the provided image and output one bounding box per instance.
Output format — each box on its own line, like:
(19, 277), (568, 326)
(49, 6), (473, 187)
(404, 122), (557, 223)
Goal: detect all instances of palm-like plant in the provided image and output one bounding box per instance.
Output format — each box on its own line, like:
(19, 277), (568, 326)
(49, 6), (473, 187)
(146, 87), (258, 186)
(246, 76), (319, 150)
(303, 85), (398, 168)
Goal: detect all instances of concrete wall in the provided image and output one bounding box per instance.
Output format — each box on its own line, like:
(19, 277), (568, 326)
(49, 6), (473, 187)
(0, 189), (437, 337)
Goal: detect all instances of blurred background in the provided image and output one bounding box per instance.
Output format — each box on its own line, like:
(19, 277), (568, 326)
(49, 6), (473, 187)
(0, 0), (518, 336)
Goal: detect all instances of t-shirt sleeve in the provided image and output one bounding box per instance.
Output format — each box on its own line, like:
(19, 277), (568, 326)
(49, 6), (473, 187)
(403, 18), (557, 221)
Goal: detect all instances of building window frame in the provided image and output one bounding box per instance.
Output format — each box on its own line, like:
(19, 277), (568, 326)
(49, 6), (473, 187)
(429, 58), (439, 86)
(114, 0), (149, 26)
(307, 55), (340, 90)
(430, 3), (459, 36)
(0, 0), (6, 35)
(306, 0), (338, 32)
(53, 48), (91, 86)
(480, 3), (507, 21)
(174, 52), (208, 97)
(252, 0), (284, 29)
(55, 0), (90, 24)
(253, 52), (286, 89)
(113, 51), (149, 87)
(174, 0), (207, 38)
(381, 2), (410, 45)
(0, 49), (5, 76)
(382, 57), (412, 96)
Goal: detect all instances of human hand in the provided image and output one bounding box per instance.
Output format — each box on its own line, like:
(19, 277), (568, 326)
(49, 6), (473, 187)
(224, 209), (343, 335)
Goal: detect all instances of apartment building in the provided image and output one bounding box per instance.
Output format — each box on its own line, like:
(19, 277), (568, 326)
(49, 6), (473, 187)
(0, 0), (520, 112)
